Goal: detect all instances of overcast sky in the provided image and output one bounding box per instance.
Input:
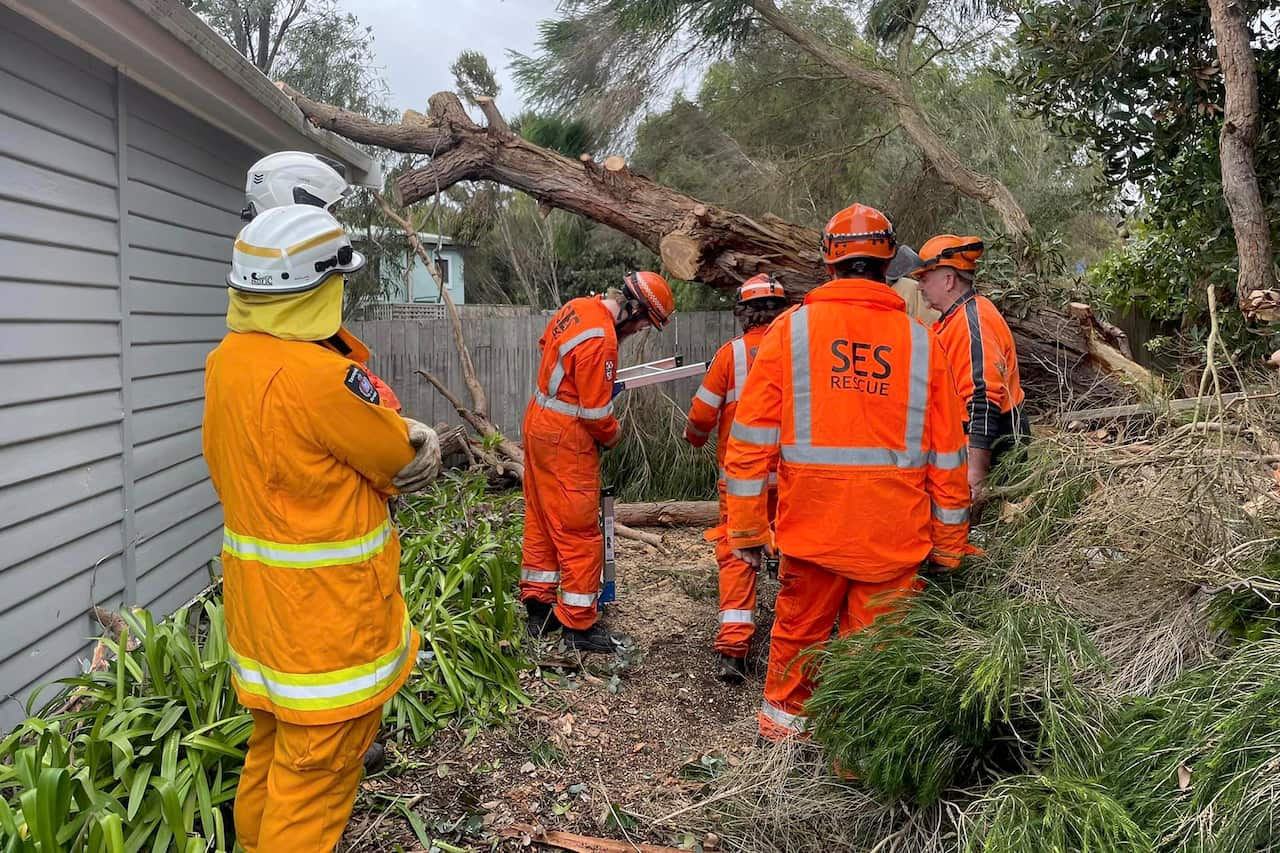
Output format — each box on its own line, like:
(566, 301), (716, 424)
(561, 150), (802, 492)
(343, 0), (560, 117)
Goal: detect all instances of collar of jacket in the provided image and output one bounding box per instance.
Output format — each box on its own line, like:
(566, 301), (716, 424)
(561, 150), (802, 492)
(802, 277), (907, 312)
(318, 326), (371, 362)
(938, 288), (979, 324)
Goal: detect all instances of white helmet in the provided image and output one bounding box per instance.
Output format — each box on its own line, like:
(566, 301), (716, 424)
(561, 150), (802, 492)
(228, 205), (365, 294)
(242, 151), (351, 221)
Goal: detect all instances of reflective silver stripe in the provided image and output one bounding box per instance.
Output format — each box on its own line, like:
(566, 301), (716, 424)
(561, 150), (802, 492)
(725, 475), (767, 497)
(719, 609), (754, 624)
(928, 447), (968, 470)
(932, 503), (969, 525)
(789, 307), (812, 444)
(695, 385), (724, 408)
(521, 568), (560, 583)
(686, 424), (711, 438)
(760, 699), (807, 732)
(732, 337), (749, 397)
(782, 445), (926, 468)
(964, 297), (989, 439)
(904, 321), (929, 457)
(730, 421), (780, 446)
(547, 327), (606, 397)
(534, 390), (614, 420)
(768, 471), (778, 486)
(559, 590), (598, 607)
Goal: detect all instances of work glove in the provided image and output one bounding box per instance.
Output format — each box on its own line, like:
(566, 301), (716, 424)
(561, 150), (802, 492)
(393, 418), (441, 494)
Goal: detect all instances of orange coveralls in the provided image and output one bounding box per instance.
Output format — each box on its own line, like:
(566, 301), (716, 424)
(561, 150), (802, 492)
(723, 278), (970, 739)
(933, 290), (1029, 459)
(684, 326), (778, 658)
(203, 331), (418, 852)
(520, 296), (622, 630)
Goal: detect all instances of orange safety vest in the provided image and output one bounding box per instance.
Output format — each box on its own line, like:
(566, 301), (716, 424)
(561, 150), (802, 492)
(526, 296), (622, 448)
(202, 332), (419, 725)
(933, 290), (1026, 450)
(723, 278), (971, 575)
(684, 326), (777, 488)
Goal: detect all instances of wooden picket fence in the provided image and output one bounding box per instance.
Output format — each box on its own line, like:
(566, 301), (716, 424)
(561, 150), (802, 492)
(347, 307), (740, 438)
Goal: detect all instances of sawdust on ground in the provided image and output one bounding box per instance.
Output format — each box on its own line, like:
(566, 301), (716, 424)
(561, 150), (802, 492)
(343, 528), (776, 852)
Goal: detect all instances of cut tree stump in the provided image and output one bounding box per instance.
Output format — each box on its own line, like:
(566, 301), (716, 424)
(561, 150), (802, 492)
(278, 85), (1142, 404)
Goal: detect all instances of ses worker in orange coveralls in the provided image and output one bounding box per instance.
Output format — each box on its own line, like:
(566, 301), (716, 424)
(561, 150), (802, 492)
(683, 275), (789, 683)
(203, 205), (441, 851)
(722, 204), (971, 740)
(909, 237), (1030, 498)
(242, 150), (403, 413)
(521, 272), (677, 652)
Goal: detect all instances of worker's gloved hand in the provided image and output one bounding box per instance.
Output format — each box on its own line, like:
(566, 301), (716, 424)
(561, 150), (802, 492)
(393, 418), (441, 493)
(733, 546), (764, 569)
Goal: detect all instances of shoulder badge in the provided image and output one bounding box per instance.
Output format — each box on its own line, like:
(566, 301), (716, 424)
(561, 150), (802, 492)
(344, 365), (381, 405)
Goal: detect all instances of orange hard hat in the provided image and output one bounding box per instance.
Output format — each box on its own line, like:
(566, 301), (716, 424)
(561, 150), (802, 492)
(911, 235), (984, 276)
(624, 271), (676, 330)
(820, 204), (896, 263)
(737, 274), (786, 303)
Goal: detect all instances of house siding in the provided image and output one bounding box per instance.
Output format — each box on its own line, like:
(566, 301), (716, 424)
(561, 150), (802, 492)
(0, 6), (243, 730)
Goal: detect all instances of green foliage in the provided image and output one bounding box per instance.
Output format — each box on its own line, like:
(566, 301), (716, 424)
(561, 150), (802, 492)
(450, 49), (500, 106)
(600, 385), (718, 502)
(806, 577), (1107, 806)
(389, 473), (530, 743)
(965, 774), (1154, 853)
(512, 112), (601, 158)
(1208, 549), (1280, 643)
(0, 602), (250, 852)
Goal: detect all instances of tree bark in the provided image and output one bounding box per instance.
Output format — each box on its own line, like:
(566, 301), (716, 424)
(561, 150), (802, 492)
(747, 0), (1033, 240)
(280, 85), (1137, 403)
(615, 501), (719, 528)
(1207, 0), (1278, 316)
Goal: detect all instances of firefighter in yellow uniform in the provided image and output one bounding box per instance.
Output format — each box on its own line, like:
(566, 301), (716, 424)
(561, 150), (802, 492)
(203, 205), (440, 851)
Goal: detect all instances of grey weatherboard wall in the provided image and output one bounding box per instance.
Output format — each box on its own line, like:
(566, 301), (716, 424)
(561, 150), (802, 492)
(0, 6), (246, 729)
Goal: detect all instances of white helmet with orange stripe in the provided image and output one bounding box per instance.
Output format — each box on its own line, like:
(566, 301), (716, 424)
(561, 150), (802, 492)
(227, 205), (364, 294)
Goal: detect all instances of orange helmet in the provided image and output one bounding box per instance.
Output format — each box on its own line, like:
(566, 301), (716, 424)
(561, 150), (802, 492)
(820, 204), (896, 263)
(623, 271), (676, 330)
(911, 235), (984, 276)
(737, 274), (786, 303)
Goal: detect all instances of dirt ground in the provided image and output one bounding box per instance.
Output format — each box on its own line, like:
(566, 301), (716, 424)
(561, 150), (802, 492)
(344, 528), (776, 852)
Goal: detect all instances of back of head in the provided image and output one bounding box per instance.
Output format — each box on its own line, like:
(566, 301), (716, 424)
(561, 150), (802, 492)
(821, 203), (896, 282)
(228, 205), (364, 295)
(243, 151), (350, 221)
(734, 274), (789, 332)
(622, 271), (676, 330)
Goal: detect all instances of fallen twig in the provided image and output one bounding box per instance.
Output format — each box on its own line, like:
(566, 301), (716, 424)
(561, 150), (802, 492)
(501, 823), (687, 853)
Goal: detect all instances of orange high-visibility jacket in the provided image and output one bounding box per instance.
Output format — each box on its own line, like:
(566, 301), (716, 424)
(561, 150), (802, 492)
(203, 332), (419, 726)
(933, 290), (1025, 450)
(528, 296), (621, 448)
(684, 326), (777, 485)
(322, 327), (402, 413)
(724, 278), (971, 575)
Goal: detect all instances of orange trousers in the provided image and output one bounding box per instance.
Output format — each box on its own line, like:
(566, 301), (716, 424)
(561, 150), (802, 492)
(520, 410), (602, 631)
(758, 557), (920, 740)
(711, 488), (778, 658)
(234, 707), (381, 852)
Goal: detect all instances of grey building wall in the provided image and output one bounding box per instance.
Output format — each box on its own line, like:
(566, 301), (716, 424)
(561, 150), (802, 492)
(0, 7), (243, 729)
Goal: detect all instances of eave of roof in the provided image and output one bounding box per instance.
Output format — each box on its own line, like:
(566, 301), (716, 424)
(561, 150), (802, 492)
(1, 0), (382, 187)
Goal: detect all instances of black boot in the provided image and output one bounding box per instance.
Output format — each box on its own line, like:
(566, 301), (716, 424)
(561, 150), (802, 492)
(362, 741), (386, 774)
(525, 599), (558, 637)
(717, 653), (747, 684)
(562, 623), (623, 653)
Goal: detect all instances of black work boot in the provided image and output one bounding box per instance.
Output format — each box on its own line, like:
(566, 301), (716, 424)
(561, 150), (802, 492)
(562, 623), (623, 653)
(525, 600), (557, 637)
(362, 741), (386, 775)
(717, 653), (747, 684)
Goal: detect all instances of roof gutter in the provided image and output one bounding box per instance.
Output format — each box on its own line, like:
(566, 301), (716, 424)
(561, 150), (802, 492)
(1, 0), (383, 187)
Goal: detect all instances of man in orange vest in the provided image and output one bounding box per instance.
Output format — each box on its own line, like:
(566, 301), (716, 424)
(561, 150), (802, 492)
(909, 236), (1030, 498)
(723, 204), (971, 740)
(522, 272), (677, 652)
(683, 275), (789, 683)
(204, 205), (439, 851)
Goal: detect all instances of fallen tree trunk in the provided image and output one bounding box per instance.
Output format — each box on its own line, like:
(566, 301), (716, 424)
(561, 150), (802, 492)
(280, 84), (1142, 403)
(616, 501), (719, 528)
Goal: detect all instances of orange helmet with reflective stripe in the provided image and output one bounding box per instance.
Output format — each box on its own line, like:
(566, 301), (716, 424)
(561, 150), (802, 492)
(738, 274), (786, 303)
(911, 235), (985, 276)
(623, 271), (676, 329)
(820, 204), (896, 263)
